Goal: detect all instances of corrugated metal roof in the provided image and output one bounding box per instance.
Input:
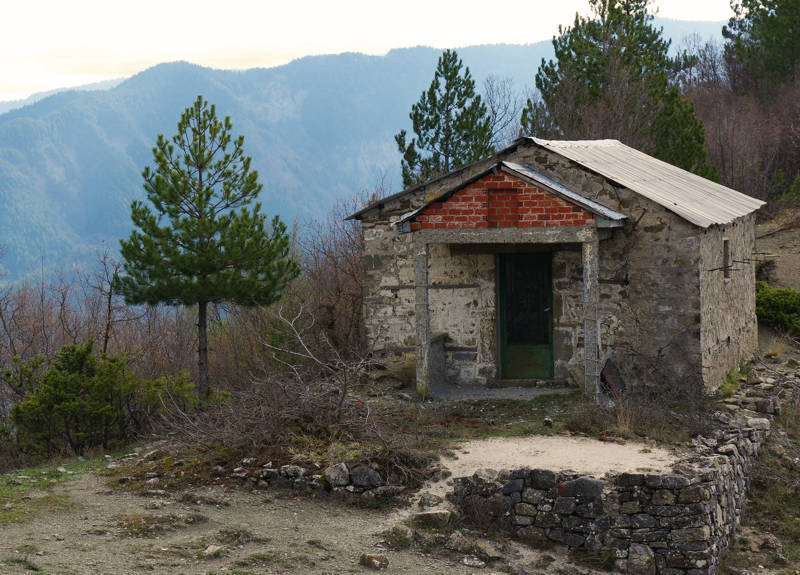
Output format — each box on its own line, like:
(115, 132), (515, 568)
(530, 138), (765, 228)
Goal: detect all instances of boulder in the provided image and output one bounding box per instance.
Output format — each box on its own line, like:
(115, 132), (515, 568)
(351, 465), (382, 488)
(359, 553), (389, 570)
(279, 464), (305, 479)
(474, 538), (503, 561)
(418, 492), (443, 508)
(411, 510), (452, 529)
(444, 530), (473, 552)
(746, 417), (771, 431)
(324, 463), (349, 487)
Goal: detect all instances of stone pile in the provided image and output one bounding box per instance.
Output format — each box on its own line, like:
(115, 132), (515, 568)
(228, 460), (406, 502)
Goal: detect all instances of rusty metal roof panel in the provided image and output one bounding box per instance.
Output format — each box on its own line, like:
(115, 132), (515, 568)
(530, 138), (765, 228)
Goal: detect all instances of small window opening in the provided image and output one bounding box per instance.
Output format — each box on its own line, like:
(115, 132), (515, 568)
(723, 238), (731, 280)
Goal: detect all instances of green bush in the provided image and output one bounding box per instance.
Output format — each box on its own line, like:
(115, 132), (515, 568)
(756, 281), (800, 335)
(9, 340), (197, 456)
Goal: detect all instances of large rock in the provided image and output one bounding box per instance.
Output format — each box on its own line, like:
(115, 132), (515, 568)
(444, 530), (473, 552)
(418, 492), (443, 508)
(747, 417), (771, 431)
(474, 538), (503, 561)
(324, 463), (349, 487)
(627, 543), (656, 575)
(351, 465), (382, 488)
(279, 464), (305, 479)
(359, 553), (388, 570)
(411, 510), (452, 529)
(557, 477), (604, 498)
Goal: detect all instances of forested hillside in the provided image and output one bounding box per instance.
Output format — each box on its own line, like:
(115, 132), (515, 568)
(0, 45), (549, 278)
(0, 18), (723, 279)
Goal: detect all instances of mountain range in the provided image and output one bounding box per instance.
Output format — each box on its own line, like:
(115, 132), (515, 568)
(0, 18), (723, 280)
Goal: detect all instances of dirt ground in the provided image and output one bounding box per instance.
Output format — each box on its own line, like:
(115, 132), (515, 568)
(0, 435), (671, 575)
(446, 436), (676, 477)
(0, 471), (488, 575)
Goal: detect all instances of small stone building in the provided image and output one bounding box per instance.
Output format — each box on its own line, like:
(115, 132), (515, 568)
(348, 138), (764, 395)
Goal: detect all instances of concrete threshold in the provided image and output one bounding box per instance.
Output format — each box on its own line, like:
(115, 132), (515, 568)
(486, 378), (572, 389)
(429, 384), (575, 401)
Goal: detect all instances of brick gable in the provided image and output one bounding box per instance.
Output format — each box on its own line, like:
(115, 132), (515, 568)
(409, 171), (595, 231)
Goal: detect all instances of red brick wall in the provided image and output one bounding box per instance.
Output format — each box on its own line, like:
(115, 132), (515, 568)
(409, 172), (595, 231)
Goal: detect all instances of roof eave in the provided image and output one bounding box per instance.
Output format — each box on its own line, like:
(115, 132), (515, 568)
(345, 139), (530, 221)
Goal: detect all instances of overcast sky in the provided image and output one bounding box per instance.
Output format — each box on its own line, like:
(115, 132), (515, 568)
(0, 0), (734, 102)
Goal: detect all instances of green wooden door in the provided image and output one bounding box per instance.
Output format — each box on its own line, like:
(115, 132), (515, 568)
(499, 253), (553, 379)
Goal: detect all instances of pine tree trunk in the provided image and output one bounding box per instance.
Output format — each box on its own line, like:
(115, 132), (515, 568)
(102, 283), (113, 355)
(197, 300), (210, 399)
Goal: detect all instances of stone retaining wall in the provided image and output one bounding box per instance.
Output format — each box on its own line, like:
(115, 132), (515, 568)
(229, 460), (407, 504)
(452, 416), (773, 575)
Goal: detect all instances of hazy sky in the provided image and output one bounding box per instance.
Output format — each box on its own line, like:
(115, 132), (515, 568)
(1, 0), (733, 102)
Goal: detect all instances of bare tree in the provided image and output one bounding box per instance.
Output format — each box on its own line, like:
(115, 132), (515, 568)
(483, 75), (523, 148)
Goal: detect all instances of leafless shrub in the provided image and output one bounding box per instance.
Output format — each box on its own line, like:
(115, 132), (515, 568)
(680, 38), (800, 205)
(157, 304), (434, 485)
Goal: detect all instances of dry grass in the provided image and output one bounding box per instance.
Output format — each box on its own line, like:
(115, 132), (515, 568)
(1, 557), (42, 572)
(0, 458), (101, 525)
(565, 391), (713, 444)
(115, 512), (207, 537)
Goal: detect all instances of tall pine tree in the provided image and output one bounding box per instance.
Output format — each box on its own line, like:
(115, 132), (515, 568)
(521, 0), (712, 176)
(395, 50), (494, 188)
(116, 96), (299, 398)
(723, 0), (800, 93)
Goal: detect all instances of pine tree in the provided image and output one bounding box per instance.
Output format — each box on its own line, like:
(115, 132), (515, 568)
(521, 0), (713, 176)
(723, 0), (800, 93)
(116, 96), (299, 398)
(395, 50), (494, 188)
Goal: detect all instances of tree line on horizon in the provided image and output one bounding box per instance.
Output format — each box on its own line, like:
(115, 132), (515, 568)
(397, 0), (800, 207)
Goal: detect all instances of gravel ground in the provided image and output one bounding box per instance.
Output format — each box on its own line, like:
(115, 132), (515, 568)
(0, 472), (491, 575)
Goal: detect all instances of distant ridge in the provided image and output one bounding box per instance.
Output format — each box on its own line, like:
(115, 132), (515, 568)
(0, 78), (124, 116)
(0, 20), (724, 279)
